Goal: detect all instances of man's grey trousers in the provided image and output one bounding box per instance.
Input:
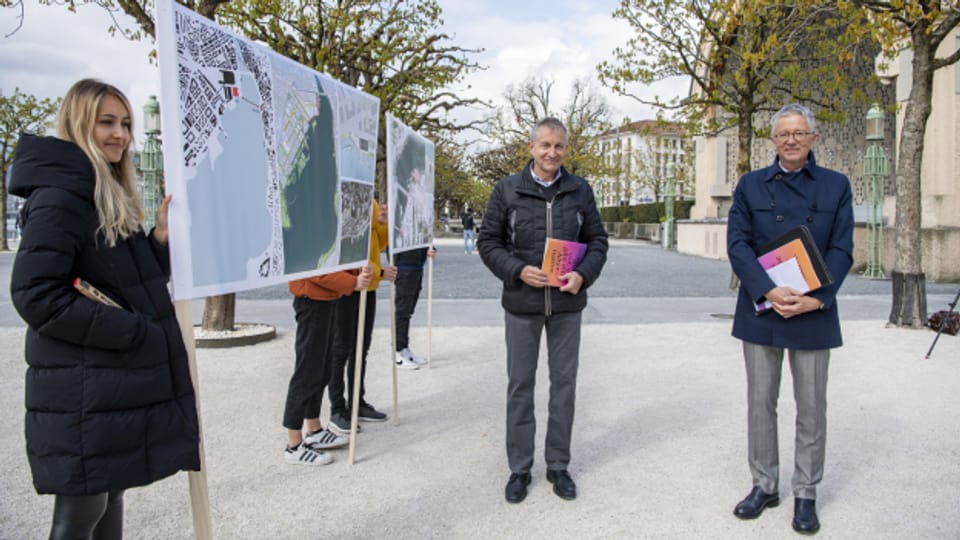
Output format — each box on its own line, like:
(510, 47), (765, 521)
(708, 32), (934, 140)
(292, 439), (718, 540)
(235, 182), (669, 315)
(743, 341), (830, 499)
(505, 310), (582, 474)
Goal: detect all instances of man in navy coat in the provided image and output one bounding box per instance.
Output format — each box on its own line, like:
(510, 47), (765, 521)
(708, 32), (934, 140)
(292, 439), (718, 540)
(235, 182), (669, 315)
(727, 103), (854, 535)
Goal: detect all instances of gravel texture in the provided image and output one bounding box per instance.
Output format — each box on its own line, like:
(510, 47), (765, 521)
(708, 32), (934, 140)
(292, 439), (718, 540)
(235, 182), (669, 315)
(1, 316), (958, 539)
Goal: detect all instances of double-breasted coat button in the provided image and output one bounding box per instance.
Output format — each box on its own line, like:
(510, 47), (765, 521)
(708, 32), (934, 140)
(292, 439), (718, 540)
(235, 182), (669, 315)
(807, 216), (814, 222)
(776, 215), (784, 222)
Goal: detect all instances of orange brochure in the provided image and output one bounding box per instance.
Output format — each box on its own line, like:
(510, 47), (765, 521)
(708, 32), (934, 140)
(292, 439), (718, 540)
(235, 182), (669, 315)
(541, 238), (587, 287)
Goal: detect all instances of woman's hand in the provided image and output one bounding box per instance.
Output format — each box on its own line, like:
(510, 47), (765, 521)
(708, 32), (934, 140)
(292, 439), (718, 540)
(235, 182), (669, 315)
(153, 195), (172, 245)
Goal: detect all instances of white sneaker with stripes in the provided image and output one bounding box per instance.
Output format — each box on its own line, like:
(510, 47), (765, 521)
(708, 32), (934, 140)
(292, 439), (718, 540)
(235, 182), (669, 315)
(402, 347), (426, 366)
(284, 443), (333, 466)
(395, 351), (419, 370)
(303, 428), (349, 449)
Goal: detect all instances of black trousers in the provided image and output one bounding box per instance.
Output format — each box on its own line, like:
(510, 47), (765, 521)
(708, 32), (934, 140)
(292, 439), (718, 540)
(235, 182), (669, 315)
(49, 490), (124, 540)
(329, 290), (376, 413)
(394, 269), (423, 351)
(282, 296), (337, 430)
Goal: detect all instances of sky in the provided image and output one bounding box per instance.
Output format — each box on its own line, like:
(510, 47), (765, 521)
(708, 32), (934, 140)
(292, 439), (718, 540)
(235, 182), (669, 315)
(0, 0), (688, 150)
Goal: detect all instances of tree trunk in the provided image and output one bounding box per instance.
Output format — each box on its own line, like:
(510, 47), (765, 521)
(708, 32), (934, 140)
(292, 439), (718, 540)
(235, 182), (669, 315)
(202, 294), (236, 331)
(1, 192), (7, 252)
(889, 272), (927, 328)
(1, 164), (8, 251)
(889, 26), (934, 328)
(736, 110), (755, 177)
(728, 108), (757, 291)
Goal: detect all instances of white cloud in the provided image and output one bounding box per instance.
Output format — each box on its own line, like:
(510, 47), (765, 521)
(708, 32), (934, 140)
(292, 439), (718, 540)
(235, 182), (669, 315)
(0, 0), (686, 149)
(1, 3), (159, 144)
(432, 3), (684, 135)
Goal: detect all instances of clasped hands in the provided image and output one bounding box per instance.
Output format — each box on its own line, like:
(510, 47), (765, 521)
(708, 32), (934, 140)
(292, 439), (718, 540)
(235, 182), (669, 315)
(520, 265), (583, 294)
(766, 286), (824, 319)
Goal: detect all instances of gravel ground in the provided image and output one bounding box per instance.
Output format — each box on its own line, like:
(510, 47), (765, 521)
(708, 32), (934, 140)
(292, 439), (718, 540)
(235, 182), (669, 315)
(2, 316), (958, 539)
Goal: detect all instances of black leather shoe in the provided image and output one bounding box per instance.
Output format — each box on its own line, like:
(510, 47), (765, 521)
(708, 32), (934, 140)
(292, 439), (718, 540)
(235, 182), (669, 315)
(546, 469), (577, 500)
(504, 472), (531, 503)
(792, 498), (820, 534)
(733, 486), (780, 519)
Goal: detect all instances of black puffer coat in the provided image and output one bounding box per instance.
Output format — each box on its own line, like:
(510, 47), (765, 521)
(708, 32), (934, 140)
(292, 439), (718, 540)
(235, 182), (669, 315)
(478, 161), (608, 315)
(9, 134), (200, 496)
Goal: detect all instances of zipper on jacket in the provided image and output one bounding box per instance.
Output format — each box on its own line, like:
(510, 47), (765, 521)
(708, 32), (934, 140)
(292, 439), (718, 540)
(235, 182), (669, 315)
(545, 198), (554, 317)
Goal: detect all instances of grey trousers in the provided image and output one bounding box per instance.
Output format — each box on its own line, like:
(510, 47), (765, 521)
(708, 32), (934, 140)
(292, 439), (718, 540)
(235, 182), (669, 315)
(743, 341), (830, 499)
(504, 310), (582, 474)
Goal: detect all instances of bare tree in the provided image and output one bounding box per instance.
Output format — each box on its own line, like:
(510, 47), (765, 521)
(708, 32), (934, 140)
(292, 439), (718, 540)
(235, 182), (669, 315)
(477, 77), (615, 184)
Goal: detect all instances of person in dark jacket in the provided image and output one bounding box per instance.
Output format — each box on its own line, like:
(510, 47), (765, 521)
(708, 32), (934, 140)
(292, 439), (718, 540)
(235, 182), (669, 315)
(478, 117), (608, 504)
(727, 103), (854, 535)
(461, 208), (476, 253)
(9, 79), (201, 540)
(393, 245), (435, 369)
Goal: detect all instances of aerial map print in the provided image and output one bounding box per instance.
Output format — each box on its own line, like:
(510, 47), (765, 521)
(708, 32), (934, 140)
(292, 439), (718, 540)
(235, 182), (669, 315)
(156, 0), (379, 300)
(386, 114), (434, 254)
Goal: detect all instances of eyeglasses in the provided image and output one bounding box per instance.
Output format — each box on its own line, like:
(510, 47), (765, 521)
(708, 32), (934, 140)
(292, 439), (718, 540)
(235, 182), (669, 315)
(772, 130), (815, 141)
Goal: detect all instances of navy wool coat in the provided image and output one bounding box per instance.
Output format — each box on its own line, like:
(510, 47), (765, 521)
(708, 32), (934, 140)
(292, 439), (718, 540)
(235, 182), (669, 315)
(727, 152), (854, 350)
(9, 134), (200, 495)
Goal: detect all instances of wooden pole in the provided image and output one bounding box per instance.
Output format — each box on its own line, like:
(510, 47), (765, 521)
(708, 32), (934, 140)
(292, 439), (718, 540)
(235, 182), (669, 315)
(427, 254), (433, 368)
(348, 289), (368, 465)
(174, 300), (212, 540)
(389, 253), (399, 425)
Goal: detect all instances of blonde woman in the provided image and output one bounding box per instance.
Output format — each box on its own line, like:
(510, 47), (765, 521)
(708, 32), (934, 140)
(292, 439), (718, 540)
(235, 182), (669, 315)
(9, 79), (200, 539)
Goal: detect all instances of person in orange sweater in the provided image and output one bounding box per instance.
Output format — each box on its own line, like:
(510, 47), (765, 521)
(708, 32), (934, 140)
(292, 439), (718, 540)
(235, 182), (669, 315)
(328, 200), (398, 433)
(283, 266), (372, 465)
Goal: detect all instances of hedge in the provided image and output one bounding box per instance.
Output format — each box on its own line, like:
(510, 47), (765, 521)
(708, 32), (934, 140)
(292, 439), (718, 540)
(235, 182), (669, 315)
(599, 200), (695, 223)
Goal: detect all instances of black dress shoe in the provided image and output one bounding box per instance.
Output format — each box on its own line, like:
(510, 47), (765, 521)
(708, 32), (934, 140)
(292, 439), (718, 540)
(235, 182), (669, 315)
(505, 472), (531, 503)
(733, 486), (780, 519)
(546, 469), (577, 500)
(792, 498), (820, 534)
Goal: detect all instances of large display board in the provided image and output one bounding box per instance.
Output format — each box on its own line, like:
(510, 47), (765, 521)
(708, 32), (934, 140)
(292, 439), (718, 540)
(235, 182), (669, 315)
(156, 0), (379, 299)
(385, 113), (434, 255)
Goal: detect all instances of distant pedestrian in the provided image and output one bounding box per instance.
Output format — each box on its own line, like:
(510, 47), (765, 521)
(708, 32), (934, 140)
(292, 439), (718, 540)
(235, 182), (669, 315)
(328, 200), (396, 434)
(461, 208), (476, 253)
(478, 116), (608, 504)
(9, 78), (201, 539)
(727, 103), (853, 535)
(393, 246), (436, 369)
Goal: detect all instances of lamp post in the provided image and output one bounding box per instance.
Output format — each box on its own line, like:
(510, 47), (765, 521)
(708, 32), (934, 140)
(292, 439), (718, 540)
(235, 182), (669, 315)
(663, 161), (675, 250)
(141, 95), (163, 230)
(863, 103), (886, 278)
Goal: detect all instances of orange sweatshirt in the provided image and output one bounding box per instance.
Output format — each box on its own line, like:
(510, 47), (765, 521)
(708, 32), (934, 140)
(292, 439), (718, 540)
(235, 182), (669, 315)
(288, 269), (359, 301)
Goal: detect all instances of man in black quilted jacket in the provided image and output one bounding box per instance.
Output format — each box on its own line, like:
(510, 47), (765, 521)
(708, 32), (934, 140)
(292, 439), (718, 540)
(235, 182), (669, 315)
(478, 116), (608, 504)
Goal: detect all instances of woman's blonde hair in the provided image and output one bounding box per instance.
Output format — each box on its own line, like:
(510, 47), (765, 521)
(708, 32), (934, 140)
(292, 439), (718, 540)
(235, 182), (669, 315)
(57, 79), (144, 246)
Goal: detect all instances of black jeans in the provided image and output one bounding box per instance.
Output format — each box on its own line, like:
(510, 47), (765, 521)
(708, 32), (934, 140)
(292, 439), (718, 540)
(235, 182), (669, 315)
(49, 490), (124, 540)
(394, 269), (423, 351)
(329, 290), (376, 413)
(282, 296), (337, 430)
